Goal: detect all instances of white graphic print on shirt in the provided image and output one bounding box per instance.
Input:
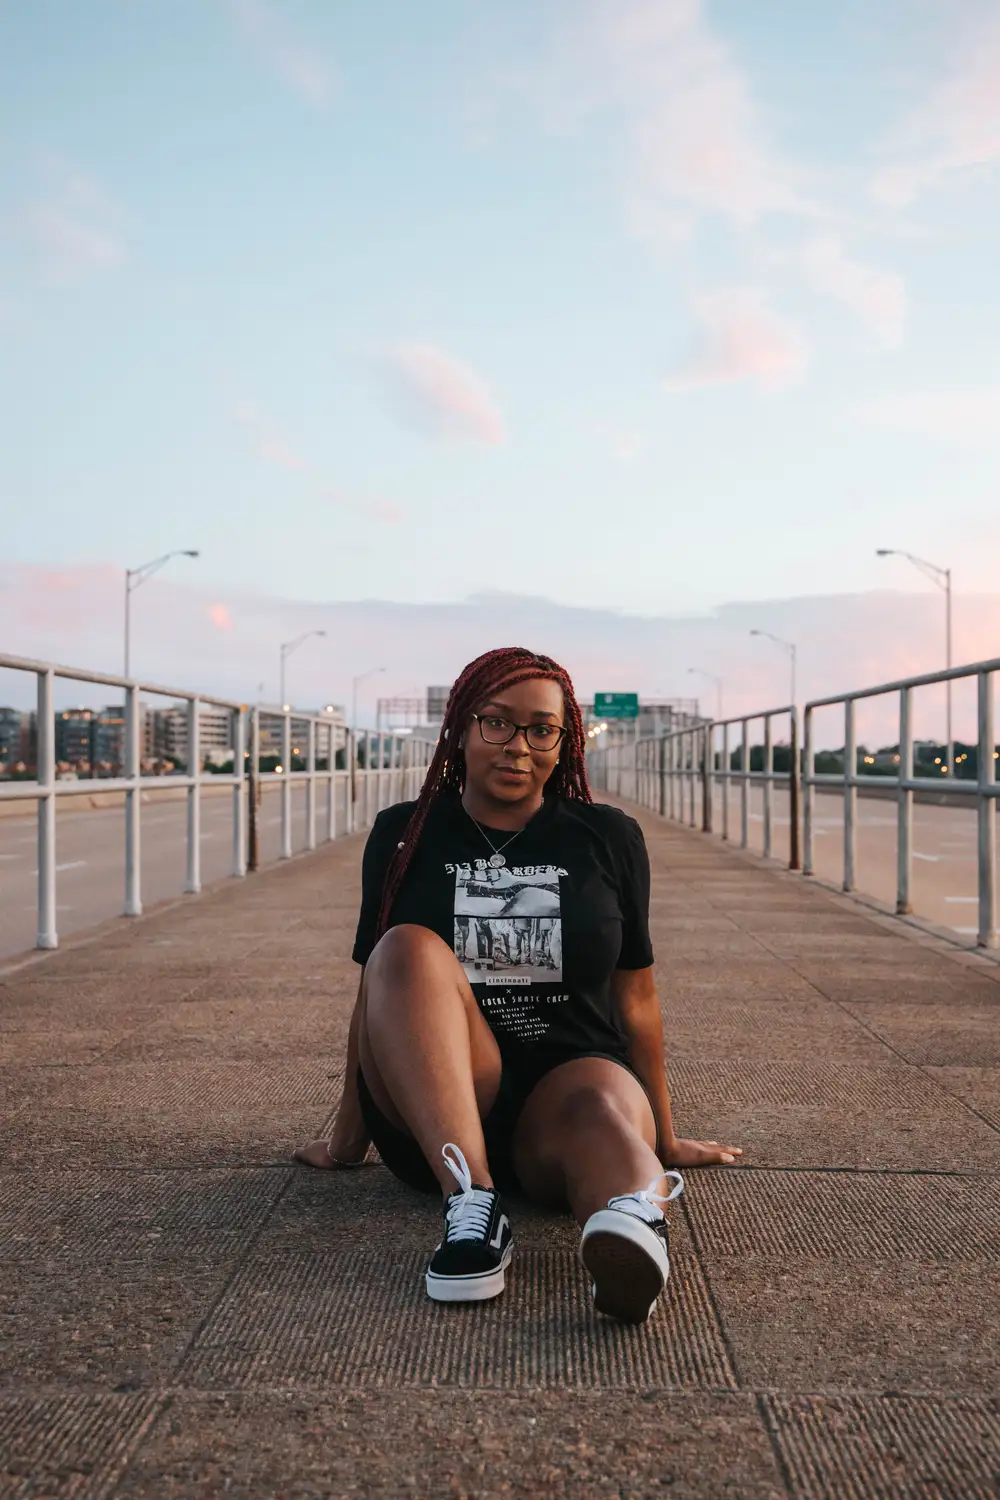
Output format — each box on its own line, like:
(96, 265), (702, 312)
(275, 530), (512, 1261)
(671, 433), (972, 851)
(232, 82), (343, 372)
(447, 861), (566, 987)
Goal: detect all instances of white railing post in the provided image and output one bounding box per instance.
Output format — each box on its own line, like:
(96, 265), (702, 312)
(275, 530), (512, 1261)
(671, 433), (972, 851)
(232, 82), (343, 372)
(281, 710), (292, 859)
(977, 669), (997, 948)
(346, 730), (354, 834)
(687, 730), (696, 828)
(896, 687), (913, 915)
(124, 682), (142, 915)
(232, 708), (247, 878)
(843, 699), (857, 893)
(803, 707), (814, 876)
(763, 714), (773, 859)
(185, 697), (201, 893)
(326, 724), (336, 843)
(36, 668), (57, 949)
(740, 719), (749, 849)
(721, 723), (730, 841)
(306, 718), (316, 852)
(249, 707), (261, 873)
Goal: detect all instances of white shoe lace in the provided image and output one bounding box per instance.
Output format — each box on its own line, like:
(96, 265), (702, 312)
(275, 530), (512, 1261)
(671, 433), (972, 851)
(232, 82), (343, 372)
(607, 1169), (684, 1224)
(441, 1143), (495, 1243)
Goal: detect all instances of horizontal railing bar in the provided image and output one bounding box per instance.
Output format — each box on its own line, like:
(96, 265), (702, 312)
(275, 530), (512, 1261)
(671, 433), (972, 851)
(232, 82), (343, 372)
(805, 655), (1000, 710)
(806, 773), (994, 794)
(0, 652), (244, 709)
(0, 774), (243, 800)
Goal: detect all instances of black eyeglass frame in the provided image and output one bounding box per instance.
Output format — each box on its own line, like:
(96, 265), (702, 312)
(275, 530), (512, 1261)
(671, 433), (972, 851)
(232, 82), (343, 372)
(469, 712), (567, 752)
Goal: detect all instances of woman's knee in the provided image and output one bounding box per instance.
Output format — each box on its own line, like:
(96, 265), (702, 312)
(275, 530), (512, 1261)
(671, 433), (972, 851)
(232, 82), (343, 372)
(365, 924), (458, 981)
(551, 1084), (631, 1135)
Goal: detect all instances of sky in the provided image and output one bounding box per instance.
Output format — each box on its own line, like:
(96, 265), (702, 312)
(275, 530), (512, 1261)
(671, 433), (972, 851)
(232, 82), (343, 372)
(2, 0), (999, 714)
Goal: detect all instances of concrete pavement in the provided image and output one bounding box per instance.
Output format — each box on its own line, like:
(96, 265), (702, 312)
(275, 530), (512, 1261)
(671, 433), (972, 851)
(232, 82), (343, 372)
(1, 796), (998, 1496)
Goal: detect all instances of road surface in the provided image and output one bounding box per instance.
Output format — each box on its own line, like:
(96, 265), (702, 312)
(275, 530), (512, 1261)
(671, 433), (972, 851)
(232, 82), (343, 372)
(0, 781), (355, 960)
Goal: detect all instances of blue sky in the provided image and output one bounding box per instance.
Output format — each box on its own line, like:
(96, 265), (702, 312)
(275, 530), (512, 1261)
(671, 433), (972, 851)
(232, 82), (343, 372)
(2, 0), (999, 624)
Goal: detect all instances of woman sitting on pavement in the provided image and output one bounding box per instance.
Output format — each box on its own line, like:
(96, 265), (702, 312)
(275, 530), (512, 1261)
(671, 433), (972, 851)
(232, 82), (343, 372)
(295, 647), (741, 1324)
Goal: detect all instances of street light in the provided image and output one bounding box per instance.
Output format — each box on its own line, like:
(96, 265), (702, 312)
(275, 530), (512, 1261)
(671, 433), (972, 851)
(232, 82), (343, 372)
(687, 667), (724, 720)
(279, 630), (327, 709)
(876, 548), (953, 776)
(125, 550), (200, 679)
(352, 666), (386, 730)
(750, 629), (797, 708)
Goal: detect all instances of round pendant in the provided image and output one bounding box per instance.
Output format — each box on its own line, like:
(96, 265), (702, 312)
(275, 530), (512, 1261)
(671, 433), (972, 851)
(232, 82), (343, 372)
(489, 853), (506, 869)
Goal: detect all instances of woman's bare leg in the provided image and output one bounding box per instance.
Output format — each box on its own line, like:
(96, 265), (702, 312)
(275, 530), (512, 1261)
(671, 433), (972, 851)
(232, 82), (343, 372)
(358, 924), (503, 1194)
(512, 1057), (661, 1223)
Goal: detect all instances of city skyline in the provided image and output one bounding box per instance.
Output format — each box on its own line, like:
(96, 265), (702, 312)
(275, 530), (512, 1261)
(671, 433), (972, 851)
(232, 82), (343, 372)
(2, 1), (999, 626)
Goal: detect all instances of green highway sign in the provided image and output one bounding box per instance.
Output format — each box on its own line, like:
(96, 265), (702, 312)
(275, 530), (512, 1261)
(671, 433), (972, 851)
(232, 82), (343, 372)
(593, 692), (639, 719)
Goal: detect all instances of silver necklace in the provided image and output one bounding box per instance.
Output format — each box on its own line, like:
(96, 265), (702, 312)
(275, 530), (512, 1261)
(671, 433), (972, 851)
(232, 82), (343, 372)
(463, 804), (525, 868)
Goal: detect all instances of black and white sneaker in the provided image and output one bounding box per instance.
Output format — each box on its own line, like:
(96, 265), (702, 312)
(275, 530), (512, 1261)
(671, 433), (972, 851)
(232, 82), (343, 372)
(425, 1143), (513, 1303)
(580, 1170), (684, 1324)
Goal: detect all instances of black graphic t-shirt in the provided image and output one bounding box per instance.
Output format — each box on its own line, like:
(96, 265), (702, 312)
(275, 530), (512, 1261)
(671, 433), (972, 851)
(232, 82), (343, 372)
(352, 794), (653, 1076)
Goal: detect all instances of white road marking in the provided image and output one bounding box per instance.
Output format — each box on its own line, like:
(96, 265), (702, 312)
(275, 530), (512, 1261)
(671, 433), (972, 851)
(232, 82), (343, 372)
(954, 927), (980, 935)
(944, 896), (978, 904)
(28, 860), (88, 874)
(913, 853), (939, 862)
(0, 854), (21, 861)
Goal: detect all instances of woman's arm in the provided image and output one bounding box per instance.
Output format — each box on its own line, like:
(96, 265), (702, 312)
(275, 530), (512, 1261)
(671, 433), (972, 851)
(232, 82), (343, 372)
(293, 975), (372, 1169)
(612, 966), (742, 1168)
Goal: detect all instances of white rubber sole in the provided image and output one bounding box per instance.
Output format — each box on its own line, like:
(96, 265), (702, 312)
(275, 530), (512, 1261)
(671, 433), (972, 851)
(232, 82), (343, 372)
(580, 1210), (670, 1324)
(425, 1244), (513, 1303)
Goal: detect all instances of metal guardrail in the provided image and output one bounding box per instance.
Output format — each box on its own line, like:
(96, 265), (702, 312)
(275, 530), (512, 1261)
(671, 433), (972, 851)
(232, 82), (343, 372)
(588, 655), (998, 950)
(589, 708), (799, 868)
(0, 653), (433, 950)
(803, 655), (998, 949)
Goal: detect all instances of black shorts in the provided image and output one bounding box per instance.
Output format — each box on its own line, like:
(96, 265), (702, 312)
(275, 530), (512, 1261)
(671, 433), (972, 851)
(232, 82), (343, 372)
(356, 1049), (648, 1196)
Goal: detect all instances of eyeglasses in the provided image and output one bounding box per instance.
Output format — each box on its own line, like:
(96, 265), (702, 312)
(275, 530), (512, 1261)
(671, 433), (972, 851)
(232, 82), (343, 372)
(469, 713), (566, 752)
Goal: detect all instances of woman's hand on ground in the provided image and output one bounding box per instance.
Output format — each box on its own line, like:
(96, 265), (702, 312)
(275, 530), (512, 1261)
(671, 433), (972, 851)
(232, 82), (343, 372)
(292, 1136), (371, 1170)
(661, 1137), (743, 1167)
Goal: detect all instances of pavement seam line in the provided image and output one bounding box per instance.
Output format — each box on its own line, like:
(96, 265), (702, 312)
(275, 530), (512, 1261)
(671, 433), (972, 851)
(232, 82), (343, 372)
(755, 1390), (797, 1499)
(679, 1191), (744, 1392)
(166, 1167), (296, 1380)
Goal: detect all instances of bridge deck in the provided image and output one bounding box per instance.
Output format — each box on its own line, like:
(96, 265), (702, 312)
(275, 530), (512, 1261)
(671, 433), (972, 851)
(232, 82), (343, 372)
(2, 805), (999, 1498)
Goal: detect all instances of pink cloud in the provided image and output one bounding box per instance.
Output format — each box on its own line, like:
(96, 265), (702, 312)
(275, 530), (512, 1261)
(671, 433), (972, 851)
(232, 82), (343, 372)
(593, 424), (644, 463)
(536, 0), (812, 241)
(664, 288), (807, 392)
(872, 13), (1000, 206)
(232, 401), (405, 521)
(798, 236), (906, 348)
(230, 0), (335, 107)
(384, 343), (506, 445)
(209, 603), (234, 631)
(22, 172), (125, 277)
(258, 440), (308, 471)
(323, 489), (405, 525)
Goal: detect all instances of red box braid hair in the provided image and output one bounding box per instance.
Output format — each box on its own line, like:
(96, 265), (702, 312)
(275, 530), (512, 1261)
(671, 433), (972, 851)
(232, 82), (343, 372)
(374, 646), (592, 941)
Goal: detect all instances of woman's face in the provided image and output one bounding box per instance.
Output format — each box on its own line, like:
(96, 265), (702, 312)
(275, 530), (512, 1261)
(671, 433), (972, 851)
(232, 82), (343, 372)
(461, 676), (565, 809)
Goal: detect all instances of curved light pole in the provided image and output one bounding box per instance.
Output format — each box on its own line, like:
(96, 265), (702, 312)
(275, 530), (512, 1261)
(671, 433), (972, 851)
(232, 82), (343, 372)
(750, 629), (797, 708)
(687, 667), (723, 720)
(876, 548), (953, 776)
(125, 550), (200, 679)
(279, 630), (326, 710)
